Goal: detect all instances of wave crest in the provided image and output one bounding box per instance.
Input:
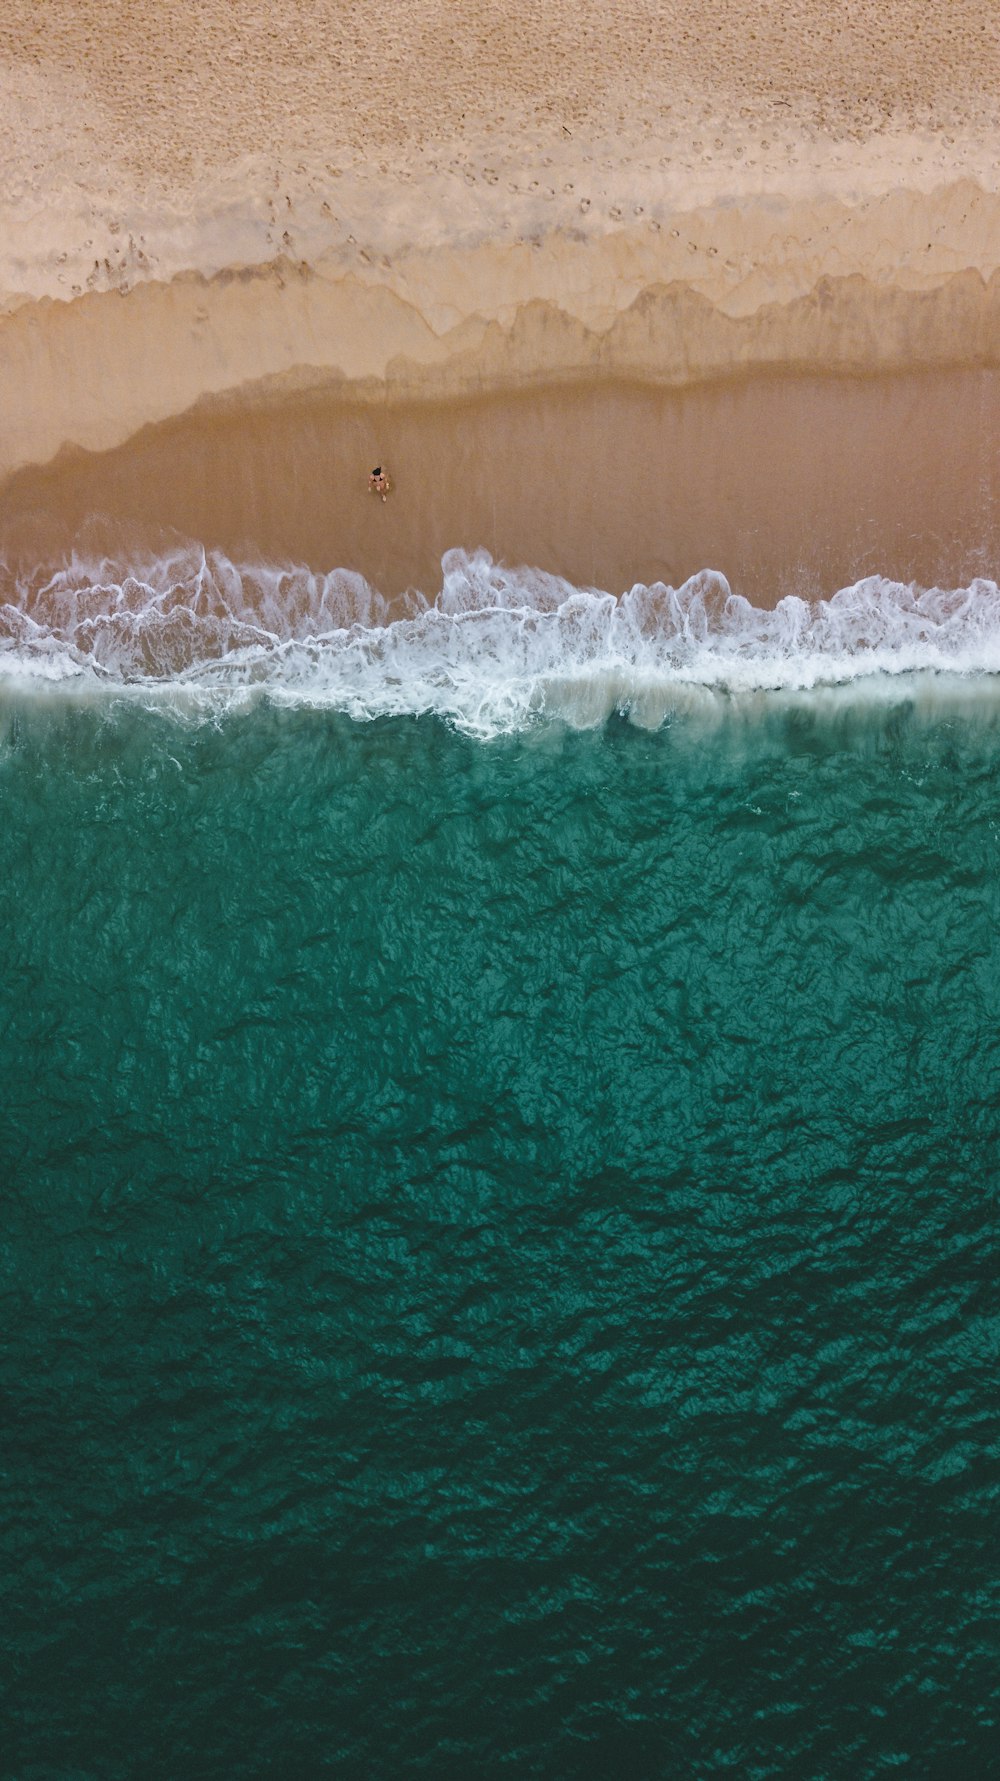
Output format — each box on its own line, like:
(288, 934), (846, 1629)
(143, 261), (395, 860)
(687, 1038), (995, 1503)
(3, 542), (1000, 735)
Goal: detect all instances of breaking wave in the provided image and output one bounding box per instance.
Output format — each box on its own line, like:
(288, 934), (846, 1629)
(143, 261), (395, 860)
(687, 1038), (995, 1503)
(3, 542), (1000, 736)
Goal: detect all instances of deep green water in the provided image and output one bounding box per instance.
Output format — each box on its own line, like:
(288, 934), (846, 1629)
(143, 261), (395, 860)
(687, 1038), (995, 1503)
(3, 690), (999, 1778)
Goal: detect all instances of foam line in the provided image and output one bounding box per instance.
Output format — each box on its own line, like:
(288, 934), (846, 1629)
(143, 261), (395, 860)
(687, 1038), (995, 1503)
(3, 545), (1000, 735)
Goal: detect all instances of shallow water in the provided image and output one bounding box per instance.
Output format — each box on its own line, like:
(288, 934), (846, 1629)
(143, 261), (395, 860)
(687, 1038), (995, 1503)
(3, 664), (999, 1776)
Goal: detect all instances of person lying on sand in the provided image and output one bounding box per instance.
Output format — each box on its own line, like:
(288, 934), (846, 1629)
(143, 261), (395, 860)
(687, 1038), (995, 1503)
(369, 466), (390, 502)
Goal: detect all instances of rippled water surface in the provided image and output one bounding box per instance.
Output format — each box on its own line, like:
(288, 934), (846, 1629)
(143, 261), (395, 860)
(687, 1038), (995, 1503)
(3, 688), (999, 1777)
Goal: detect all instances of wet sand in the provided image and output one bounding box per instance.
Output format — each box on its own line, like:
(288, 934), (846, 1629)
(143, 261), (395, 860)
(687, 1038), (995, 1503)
(5, 370), (999, 605)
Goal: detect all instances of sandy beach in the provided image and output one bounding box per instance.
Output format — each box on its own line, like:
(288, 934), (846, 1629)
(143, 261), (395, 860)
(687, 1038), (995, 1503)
(3, 1), (1000, 597)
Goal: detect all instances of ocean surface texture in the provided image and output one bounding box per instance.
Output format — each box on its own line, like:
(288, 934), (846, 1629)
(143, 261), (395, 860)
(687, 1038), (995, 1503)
(2, 557), (999, 1777)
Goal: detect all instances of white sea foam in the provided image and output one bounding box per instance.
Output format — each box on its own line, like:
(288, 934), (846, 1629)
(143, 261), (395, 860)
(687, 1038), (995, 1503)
(2, 543), (1000, 735)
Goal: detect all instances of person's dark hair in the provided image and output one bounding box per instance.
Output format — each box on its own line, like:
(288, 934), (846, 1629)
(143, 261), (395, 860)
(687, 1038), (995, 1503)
(372, 466), (381, 476)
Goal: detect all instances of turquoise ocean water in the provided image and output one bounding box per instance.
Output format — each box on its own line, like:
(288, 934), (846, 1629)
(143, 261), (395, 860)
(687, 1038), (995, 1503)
(2, 550), (999, 1776)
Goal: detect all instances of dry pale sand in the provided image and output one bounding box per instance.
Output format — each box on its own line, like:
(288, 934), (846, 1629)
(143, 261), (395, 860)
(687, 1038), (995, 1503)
(2, 3), (1000, 597)
(3, 0), (999, 198)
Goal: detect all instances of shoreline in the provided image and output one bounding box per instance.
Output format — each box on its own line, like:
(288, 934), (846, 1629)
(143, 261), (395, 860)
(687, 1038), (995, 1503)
(5, 195), (1000, 486)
